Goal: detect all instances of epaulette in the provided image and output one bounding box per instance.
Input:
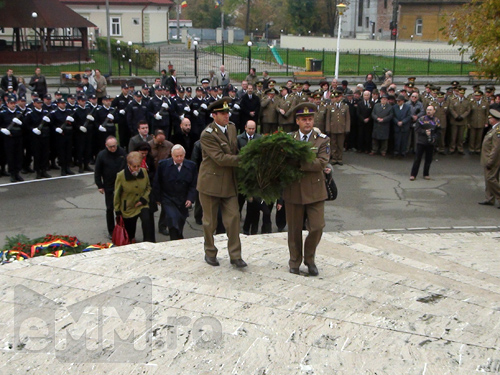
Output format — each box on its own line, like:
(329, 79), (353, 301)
(205, 127), (213, 133)
(319, 133), (327, 138)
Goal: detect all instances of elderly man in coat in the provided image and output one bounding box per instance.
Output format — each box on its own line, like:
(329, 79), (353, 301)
(392, 94), (412, 157)
(153, 144), (198, 240)
(370, 94), (393, 156)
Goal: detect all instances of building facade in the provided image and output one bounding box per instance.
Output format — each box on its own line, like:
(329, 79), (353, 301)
(61, 0), (174, 45)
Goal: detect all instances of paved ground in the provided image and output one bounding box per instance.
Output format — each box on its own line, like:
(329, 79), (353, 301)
(1, 230), (500, 374)
(0, 149), (498, 246)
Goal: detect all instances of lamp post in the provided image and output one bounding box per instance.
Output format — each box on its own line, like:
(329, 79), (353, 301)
(334, 3), (346, 79)
(247, 41), (252, 74)
(193, 40), (198, 83)
(134, 49), (139, 76)
(32, 12), (38, 66)
(127, 41), (132, 76)
(116, 40), (121, 76)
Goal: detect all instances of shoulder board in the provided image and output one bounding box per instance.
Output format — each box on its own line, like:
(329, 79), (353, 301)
(319, 133), (327, 138)
(205, 127), (213, 133)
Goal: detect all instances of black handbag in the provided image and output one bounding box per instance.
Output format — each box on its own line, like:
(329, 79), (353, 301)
(325, 172), (338, 201)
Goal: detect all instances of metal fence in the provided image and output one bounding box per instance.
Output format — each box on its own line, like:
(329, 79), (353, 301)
(1, 44), (477, 82)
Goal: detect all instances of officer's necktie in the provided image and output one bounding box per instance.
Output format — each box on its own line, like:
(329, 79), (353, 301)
(249, 135), (252, 141)
(302, 134), (307, 141)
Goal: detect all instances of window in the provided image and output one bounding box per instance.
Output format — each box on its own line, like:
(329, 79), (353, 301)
(0, 27), (4, 34)
(367, 0), (370, 8)
(384, 0), (387, 9)
(358, 0), (364, 27)
(133, 18), (140, 25)
(415, 19), (423, 36)
(111, 17), (121, 36)
(366, 17), (369, 28)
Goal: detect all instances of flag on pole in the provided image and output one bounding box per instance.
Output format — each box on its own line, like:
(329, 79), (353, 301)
(181, 1), (187, 8)
(215, 0), (222, 8)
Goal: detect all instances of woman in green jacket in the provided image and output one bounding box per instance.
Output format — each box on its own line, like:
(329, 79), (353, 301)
(114, 151), (154, 242)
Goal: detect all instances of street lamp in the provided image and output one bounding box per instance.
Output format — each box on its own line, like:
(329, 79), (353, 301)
(334, 3), (347, 79)
(134, 49), (139, 76)
(247, 41), (252, 74)
(127, 41), (132, 76)
(32, 12), (38, 66)
(193, 40), (198, 83)
(116, 40), (121, 76)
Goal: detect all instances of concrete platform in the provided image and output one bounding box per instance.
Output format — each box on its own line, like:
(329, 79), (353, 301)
(1, 230), (500, 374)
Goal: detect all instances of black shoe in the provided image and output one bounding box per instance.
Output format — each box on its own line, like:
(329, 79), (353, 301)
(289, 268), (300, 275)
(10, 176), (16, 183)
(230, 258), (248, 268)
(36, 171), (42, 179)
(65, 169), (75, 175)
(84, 165), (94, 172)
(21, 169), (30, 174)
(243, 230), (250, 235)
(78, 167), (84, 173)
(159, 227), (169, 236)
(205, 255), (220, 266)
(277, 227), (285, 232)
(41, 171), (52, 178)
(195, 219), (202, 225)
(50, 164), (59, 170)
(478, 201), (494, 206)
(305, 263), (319, 276)
(61, 170), (67, 176)
(89, 160), (96, 165)
(15, 174), (24, 182)
(1, 170), (9, 177)
(337, 161), (343, 166)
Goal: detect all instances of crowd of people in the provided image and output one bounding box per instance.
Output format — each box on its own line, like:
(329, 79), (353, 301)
(2, 65), (500, 275)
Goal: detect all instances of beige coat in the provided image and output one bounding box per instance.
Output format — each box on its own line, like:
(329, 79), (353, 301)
(114, 168), (151, 218)
(326, 102), (351, 134)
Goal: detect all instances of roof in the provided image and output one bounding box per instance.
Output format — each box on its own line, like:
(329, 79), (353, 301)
(61, 0), (174, 5)
(0, 0), (95, 28)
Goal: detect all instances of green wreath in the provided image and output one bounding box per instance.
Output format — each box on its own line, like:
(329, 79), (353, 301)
(237, 131), (315, 203)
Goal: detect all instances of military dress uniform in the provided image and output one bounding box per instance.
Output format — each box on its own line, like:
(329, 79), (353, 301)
(50, 101), (75, 176)
(479, 110), (500, 206)
(431, 93), (449, 153)
(313, 101), (328, 134)
(197, 97), (244, 266)
(326, 92), (350, 164)
(111, 85), (131, 148)
(278, 91), (296, 132)
(469, 92), (489, 154)
(0, 101), (24, 181)
(126, 94), (149, 137)
(284, 103), (330, 275)
(24, 101), (51, 178)
(449, 90), (471, 154)
(260, 88), (280, 134)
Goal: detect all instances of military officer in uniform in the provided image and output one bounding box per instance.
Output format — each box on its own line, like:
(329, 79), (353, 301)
(260, 88), (280, 134)
(469, 90), (489, 154)
(278, 86), (295, 132)
(312, 91), (327, 134)
(197, 97), (246, 268)
(478, 109), (500, 207)
(284, 102), (330, 276)
(449, 88), (471, 154)
(326, 90), (350, 165)
(431, 92), (449, 154)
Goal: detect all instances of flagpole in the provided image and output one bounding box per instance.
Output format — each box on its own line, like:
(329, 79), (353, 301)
(176, 0), (180, 42)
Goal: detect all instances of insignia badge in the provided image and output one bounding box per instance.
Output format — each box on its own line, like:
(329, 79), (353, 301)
(206, 127), (213, 133)
(319, 133), (326, 138)
(223, 101), (229, 110)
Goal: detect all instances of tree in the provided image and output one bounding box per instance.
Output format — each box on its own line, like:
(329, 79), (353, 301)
(183, 0), (231, 29)
(445, 0), (500, 77)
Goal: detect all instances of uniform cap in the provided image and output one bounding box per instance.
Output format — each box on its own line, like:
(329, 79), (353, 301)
(102, 95), (111, 100)
(293, 102), (316, 117)
(208, 97), (232, 113)
(436, 92), (445, 98)
(121, 83), (129, 89)
(88, 94), (97, 99)
(265, 88), (278, 95)
(56, 98), (66, 103)
(33, 98), (42, 103)
(201, 78), (210, 84)
(408, 77), (416, 83)
(44, 94), (52, 100)
(489, 109), (500, 119)
(396, 94), (407, 101)
(473, 90), (483, 96)
(186, 87), (192, 93)
(133, 90), (142, 97)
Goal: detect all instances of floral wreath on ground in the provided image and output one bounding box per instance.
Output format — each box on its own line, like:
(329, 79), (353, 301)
(1, 234), (114, 264)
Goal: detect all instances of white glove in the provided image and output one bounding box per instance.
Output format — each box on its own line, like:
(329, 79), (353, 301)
(66, 116), (74, 122)
(98, 125), (106, 132)
(13, 118), (22, 125)
(32, 128), (42, 135)
(107, 114), (114, 120)
(193, 110), (199, 116)
(161, 102), (169, 109)
(119, 109), (125, 115)
(55, 127), (63, 134)
(201, 103), (208, 109)
(1, 128), (11, 136)
(184, 106), (191, 112)
(79, 126), (87, 133)
(86, 115), (95, 121)
(234, 104), (241, 110)
(155, 113), (162, 120)
(42, 116), (50, 123)
(179, 114), (185, 121)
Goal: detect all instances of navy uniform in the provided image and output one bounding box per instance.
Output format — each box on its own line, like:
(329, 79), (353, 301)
(111, 84), (132, 149)
(189, 87), (209, 138)
(50, 98), (75, 176)
(24, 98), (52, 178)
(95, 95), (116, 149)
(126, 91), (149, 137)
(0, 97), (24, 182)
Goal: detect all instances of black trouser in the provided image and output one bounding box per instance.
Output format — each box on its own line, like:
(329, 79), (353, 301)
(32, 135), (50, 172)
(104, 189), (115, 235)
(118, 121), (131, 151)
(74, 130), (92, 167)
(261, 202), (272, 233)
(411, 143), (434, 178)
(22, 132), (33, 170)
(5, 136), (23, 176)
(55, 134), (73, 170)
(276, 203), (286, 231)
(357, 123), (373, 152)
(243, 198), (261, 234)
(122, 208), (154, 242)
(194, 192), (203, 223)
